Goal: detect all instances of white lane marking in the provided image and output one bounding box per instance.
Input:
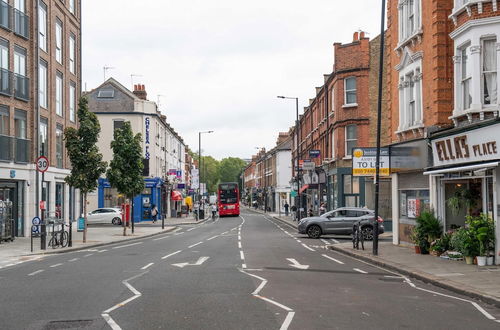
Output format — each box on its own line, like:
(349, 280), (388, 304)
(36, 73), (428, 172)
(50, 263), (63, 268)
(68, 258), (79, 262)
(141, 263), (154, 270)
(245, 268), (263, 271)
(384, 275), (404, 279)
(280, 311), (296, 330)
(301, 243), (315, 252)
(322, 254), (345, 265)
(354, 268), (368, 274)
(221, 231), (228, 235)
(297, 240), (302, 243)
(174, 232), (183, 236)
(84, 253), (93, 257)
(255, 295), (293, 312)
(112, 242), (143, 249)
(330, 238), (340, 244)
(28, 270), (44, 276)
(98, 249), (108, 253)
(320, 239), (330, 245)
(238, 235), (242, 240)
(187, 228), (195, 231)
(240, 251), (245, 261)
(102, 272), (147, 329)
(207, 235), (219, 241)
(242, 263), (247, 269)
(161, 250), (182, 260)
(172, 256), (210, 268)
(238, 242), (242, 249)
(287, 258), (309, 270)
(188, 242), (203, 248)
(153, 236), (170, 241)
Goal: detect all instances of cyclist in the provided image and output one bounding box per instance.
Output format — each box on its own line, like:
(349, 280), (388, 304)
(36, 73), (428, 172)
(211, 204), (217, 219)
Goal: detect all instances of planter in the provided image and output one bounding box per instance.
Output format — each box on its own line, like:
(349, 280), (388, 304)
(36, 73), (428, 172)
(487, 256), (494, 266)
(414, 246), (421, 254)
(430, 250), (442, 257)
(477, 256), (487, 266)
(465, 256), (474, 265)
(420, 247), (429, 255)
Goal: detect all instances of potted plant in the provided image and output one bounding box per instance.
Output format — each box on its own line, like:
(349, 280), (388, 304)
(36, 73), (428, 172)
(410, 229), (421, 254)
(415, 211), (442, 254)
(430, 238), (445, 256)
(451, 228), (478, 265)
(446, 188), (476, 216)
(467, 214), (495, 267)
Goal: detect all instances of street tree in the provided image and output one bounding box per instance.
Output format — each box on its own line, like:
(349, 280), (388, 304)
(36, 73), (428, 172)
(219, 157), (247, 186)
(107, 122), (144, 236)
(64, 97), (107, 243)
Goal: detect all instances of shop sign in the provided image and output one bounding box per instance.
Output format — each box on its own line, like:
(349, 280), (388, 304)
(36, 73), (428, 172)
(432, 123), (500, 167)
(309, 150), (320, 158)
(302, 160), (315, 171)
(352, 148), (390, 176)
(144, 117), (151, 160)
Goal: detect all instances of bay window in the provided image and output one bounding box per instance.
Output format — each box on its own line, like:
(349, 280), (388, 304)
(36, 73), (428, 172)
(461, 45), (472, 110)
(482, 39), (497, 106)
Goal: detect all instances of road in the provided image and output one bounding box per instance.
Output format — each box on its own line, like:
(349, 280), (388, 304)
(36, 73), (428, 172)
(1, 209), (499, 329)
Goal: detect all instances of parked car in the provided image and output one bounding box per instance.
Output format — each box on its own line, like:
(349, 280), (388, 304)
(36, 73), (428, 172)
(87, 208), (123, 225)
(298, 207), (384, 239)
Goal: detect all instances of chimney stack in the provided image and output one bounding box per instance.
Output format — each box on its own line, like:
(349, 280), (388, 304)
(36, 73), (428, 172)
(133, 84), (148, 100)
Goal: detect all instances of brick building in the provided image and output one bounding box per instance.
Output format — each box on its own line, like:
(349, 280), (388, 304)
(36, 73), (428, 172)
(0, 0), (81, 238)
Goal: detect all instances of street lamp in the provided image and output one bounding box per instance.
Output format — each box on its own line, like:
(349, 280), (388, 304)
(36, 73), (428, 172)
(277, 96), (301, 221)
(198, 130), (214, 220)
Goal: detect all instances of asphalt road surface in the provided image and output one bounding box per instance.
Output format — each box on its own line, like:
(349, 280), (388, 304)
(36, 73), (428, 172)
(1, 208), (500, 329)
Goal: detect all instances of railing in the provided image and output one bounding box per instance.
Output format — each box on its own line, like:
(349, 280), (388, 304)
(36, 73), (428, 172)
(0, 68), (12, 96)
(0, 135), (30, 163)
(14, 73), (28, 100)
(0, 1), (11, 31)
(13, 9), (28, 38)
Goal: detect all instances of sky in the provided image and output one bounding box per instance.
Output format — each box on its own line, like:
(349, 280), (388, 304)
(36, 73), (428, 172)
(82, 0), (382, 160)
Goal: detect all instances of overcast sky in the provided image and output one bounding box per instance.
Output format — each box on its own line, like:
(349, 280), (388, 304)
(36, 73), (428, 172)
(82, 0), (382, 160)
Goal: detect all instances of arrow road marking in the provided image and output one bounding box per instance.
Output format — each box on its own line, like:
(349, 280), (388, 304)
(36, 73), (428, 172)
(286, 258), (309, 270)
(172, 256), (209, 268)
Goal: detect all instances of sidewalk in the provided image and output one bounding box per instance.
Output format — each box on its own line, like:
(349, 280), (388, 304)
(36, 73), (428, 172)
(330, 241), (500, 308)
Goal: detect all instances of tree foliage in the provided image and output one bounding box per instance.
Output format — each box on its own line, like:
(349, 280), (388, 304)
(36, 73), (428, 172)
(219, 157), (247, 184)
(64, 97), (107, 194)
(107, 122), (145, 199)
(192, 154), (247, 193)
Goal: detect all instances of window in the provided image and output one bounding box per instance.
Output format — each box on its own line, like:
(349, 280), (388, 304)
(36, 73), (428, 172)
(343, 174), (360, 194)
(69, 82), (76, 122)
(14, 46), (28, 100)
(460, 45), (472, 110)
(39, 59), (47, 108)
(331, 128), (335, 159)
(399, 189), (430, 219)
(406, 71), (416, 126)
(344, 77), (357, 105)
(14, 0), (25, 12)
(56, 72), (63, 116)
(398, 53), (422, 130)
(69, 0), (75, 14)
(56, 124), (63, 168)
(98, 89), (114, 98)
(55, 19), (63, 64)
(398, 0), (421, 42)
(38, 1), (47, 52)
(14, 46), (26, 76)
(39, 117), (48, 156)
(69, 34), (75, 74)
(482, 39), (497, 106)
(14, 0), (28, 38)
(113, 120), (124, 131)
(0, 39), (9, 95)
(345, 125), (357, 157)
(14, 109), (26, 139)
(0, 105), (8, 135)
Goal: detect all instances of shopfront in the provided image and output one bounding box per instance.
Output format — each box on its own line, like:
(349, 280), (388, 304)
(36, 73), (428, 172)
(425, 121), (500, 262)
(0, 180), (24, 237)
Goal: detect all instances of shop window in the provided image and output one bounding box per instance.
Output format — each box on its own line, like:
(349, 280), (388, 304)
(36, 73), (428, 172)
(399, 189), (429, 219)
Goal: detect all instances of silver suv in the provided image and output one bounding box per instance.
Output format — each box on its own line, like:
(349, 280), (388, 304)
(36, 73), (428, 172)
(298, 207), (384, 239)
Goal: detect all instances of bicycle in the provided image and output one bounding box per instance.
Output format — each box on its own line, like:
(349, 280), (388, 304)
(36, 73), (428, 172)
(352, 220), (364, 250)
(48, 221), (69, 249)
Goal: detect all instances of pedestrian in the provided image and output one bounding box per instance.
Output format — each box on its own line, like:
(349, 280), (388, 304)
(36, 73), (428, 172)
(284, 202), (289, 217)
(291, 205), (297, 221)
(319, 203), (326, 215)
(211, 204), (217, 219)
(151, 204), (158, 223)
(308, 208), (314, 217)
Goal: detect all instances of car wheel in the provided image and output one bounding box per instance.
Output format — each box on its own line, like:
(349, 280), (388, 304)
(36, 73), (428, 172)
(112, 217), (121, 225)
(362, 226), (374, 241)
(307, 225), (322, 239)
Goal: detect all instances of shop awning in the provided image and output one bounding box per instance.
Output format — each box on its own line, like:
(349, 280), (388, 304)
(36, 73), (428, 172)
(299, 184), (309, 194)
(423, 162), (498, 176)
(171, 191), (183, 201)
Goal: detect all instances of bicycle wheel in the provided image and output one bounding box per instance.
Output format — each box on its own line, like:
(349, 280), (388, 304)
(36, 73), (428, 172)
(48, 236), (57, 249)
(359, 231), (365, 250)
(60, 231), (69, 248)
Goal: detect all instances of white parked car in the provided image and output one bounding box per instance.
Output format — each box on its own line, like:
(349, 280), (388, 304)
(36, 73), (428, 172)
(87, 208), (123, 225)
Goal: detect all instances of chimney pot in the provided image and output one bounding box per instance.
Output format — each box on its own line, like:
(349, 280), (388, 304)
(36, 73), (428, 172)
(353, 32), (359, 41)
(360, 31), (365, 39)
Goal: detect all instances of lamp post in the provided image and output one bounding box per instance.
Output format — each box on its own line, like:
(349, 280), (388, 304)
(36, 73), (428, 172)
(277, 96), (301, 221)
(198, 130), (213, 220)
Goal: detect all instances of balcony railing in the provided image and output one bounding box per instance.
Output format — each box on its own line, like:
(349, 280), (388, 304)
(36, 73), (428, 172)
(0, 1), (11, 31)
(13, 9), (28, 38)
(14, 73), (28, 100)
(0, 134), (30, 163)
(0, 68), (12, 96)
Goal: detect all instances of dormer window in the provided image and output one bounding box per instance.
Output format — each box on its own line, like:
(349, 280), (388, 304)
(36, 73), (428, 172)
(98, 89), (115, 98)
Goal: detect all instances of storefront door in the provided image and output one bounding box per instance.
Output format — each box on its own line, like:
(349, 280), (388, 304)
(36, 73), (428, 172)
(0, 183), (19, 236)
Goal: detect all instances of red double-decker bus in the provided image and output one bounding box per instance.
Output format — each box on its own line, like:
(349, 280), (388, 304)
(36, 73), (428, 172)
(217, 182), (240, 217)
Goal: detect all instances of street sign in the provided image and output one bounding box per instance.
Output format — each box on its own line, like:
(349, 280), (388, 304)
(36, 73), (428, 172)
(39, 201), (46, 210)
(77, 217), (85, 232)
(291, 191), (297, 197)
(36, 156), (49, 172)
(32, 217), (41, 225)
(309, 150), (321, 158)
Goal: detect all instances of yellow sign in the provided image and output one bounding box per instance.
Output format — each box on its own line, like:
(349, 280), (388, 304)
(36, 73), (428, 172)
(352, 148), (390, 177)
(353, 168), (390, 176)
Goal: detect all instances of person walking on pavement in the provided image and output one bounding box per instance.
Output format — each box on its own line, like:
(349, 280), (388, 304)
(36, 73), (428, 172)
(319, 202), (326, 215)
(284, 202), (289, 217)
(291, 205), (297, 221)
(151, 204), (158, 223)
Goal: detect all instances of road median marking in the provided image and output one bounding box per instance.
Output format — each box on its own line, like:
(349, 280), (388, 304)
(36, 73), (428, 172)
(161, 250), (182, 260)
(112, 242), (143, 249)
(207, 235), (219, 241)
(353, 268), (368, 274)
(322, 254), (345, 264)
(50, 263), (63, 268)
(141, 263), (154, 270)
(188, 242), (203, 248)
(28, 270), (44, 276)
(301, 243), (315, 252)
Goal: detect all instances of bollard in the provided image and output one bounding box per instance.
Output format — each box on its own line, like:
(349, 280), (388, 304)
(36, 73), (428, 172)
(40, 223), (46, 250)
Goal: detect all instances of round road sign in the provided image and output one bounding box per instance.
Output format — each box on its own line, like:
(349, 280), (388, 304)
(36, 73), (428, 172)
(36, 156), (49, 172)
(32, 216), (41, 225)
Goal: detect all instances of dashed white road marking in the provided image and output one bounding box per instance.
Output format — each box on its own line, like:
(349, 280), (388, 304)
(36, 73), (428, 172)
(238, 241), (242, 249)
(242, 263), (247, 269)
(330, 238), (340, 244)
(188, 242), (203, 248)
(83, 253), (93, 257)
(301, 243), (315, 252)
(207, 235), (219, 241)
(98, 249), (108, 253)
(353, 268), (368, 274)
(161, 250), (182, 260)
(68, 258), (79, 262)
(322, 254), (345, 264)
(50, 263), (63, 268)
(112, 242), (143, 249)
(320, 239), (330, 245)
(240, 251), (245, 260)
(141, 263), (154, 270)
(187, 228), (195, 232)
(28, 270), (44, 276)
(221, 231), (228, 235)
(153, 236), (170, 241)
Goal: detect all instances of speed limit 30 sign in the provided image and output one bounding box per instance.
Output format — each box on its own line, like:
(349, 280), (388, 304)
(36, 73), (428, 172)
(36, 156), (49, 172)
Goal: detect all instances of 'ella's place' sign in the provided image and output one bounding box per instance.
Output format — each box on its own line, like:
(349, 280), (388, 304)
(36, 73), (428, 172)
(432, 123), (500, 167)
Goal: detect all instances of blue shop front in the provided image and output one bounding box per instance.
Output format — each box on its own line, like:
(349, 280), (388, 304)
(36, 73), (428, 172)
(98, 177), (164, 223)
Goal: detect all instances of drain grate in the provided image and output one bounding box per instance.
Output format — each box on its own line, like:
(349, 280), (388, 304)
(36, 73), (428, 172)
(44, 320), (94, 329)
